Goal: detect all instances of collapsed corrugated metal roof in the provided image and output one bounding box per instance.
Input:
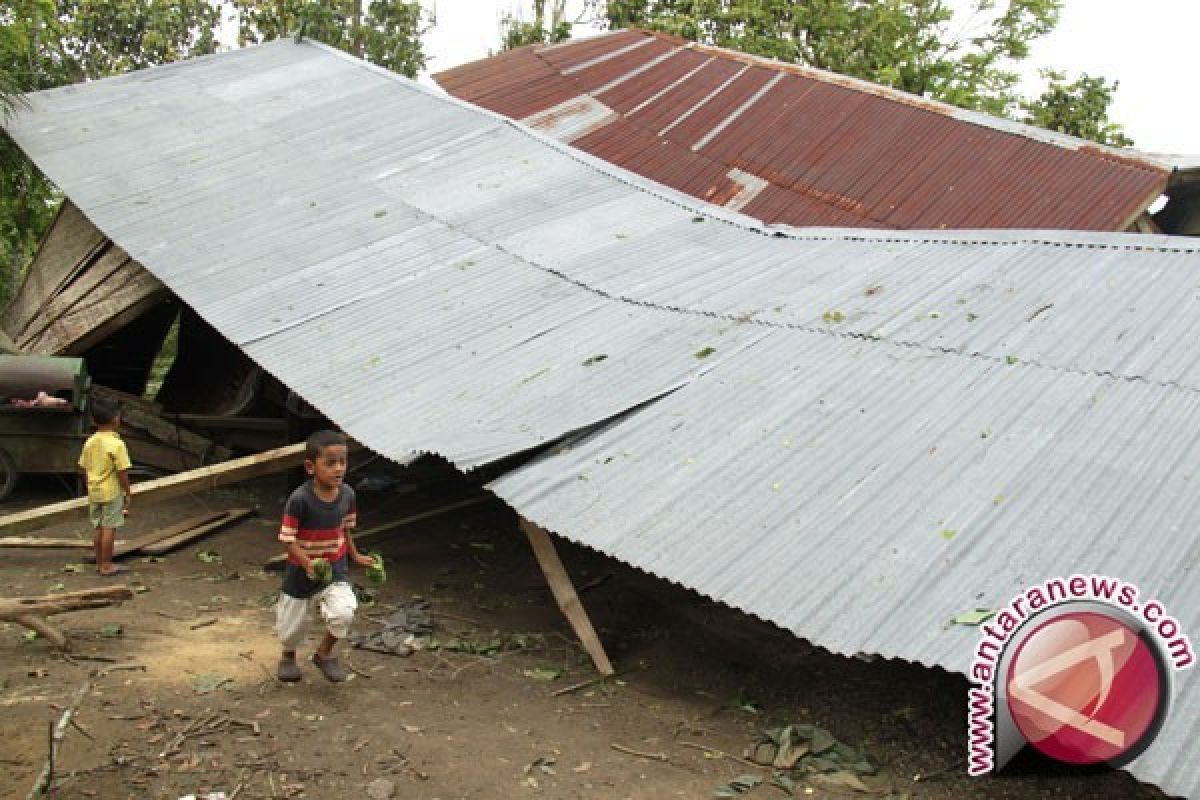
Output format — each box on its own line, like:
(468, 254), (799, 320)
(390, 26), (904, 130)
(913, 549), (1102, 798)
(5, 40), (1200, 797)
(435, 29), (1175, 233)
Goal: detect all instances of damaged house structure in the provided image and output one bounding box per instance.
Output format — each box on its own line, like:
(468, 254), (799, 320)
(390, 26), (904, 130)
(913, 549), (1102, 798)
(10, 29), (1198, 479)
(4, 39), (1200, 798)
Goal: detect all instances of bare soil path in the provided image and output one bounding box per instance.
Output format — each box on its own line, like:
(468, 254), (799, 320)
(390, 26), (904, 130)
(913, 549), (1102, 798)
(0, 470), (1163, 800)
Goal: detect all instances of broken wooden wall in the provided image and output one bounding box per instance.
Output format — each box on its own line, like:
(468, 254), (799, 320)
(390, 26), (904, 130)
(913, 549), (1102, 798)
(3, 200), (171, 362)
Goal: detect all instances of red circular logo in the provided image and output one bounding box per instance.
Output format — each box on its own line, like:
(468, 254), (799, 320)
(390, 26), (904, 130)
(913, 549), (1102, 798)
(1005, 611), (1163, 765)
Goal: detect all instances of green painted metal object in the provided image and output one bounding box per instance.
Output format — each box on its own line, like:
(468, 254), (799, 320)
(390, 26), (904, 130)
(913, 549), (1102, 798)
(0, 355), (93, 500)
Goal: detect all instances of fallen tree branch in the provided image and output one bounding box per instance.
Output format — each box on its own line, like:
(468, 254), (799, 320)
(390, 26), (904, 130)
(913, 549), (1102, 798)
(2, 587), (134, 650)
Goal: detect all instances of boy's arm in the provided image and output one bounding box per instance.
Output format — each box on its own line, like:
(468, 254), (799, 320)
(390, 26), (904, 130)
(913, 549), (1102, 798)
(284, 540), (317, 578)
(345, 531), (374, 566)
(280, 492), (316, 577)
(117, 469), (131, 513)
(343, 492), (374, 567)
(113, 441), (133, 509)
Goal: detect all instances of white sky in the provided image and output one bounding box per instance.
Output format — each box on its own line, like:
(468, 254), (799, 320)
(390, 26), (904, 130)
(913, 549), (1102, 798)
(417, 0), (1198, 155)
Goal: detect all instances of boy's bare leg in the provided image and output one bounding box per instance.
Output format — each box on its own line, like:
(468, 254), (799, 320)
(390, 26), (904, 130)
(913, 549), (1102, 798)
(95, 526), (116, 574)
(316, 632), (337, 660)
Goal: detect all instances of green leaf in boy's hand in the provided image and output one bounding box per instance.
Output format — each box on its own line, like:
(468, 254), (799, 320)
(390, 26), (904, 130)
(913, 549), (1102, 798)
(365, 553), (387, 586)
(311, 558), (333, 584)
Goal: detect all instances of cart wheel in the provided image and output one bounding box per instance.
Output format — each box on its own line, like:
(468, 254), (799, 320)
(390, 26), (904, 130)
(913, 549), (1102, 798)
(0, 449), (16, 502)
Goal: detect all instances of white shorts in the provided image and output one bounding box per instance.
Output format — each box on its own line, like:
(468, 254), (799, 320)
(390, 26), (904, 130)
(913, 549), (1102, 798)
(275, 581), (358, 650)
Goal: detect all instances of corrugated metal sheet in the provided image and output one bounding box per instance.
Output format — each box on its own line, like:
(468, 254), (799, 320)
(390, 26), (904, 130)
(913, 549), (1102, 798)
(435, 29), (1170, 233)
(5, 41), (1200, 797)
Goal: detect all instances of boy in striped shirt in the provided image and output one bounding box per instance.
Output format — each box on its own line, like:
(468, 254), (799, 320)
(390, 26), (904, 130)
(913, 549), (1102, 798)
(275, 430), (374, 683)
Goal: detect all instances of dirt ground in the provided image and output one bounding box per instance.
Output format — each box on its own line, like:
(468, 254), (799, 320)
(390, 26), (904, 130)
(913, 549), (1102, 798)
(0, 463), (1168, 800)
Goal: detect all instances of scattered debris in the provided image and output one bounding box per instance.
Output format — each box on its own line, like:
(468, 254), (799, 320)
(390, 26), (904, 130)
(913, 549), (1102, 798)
(737, 723), (883, 796)
(365, 778), (396, 799)
(713, 773), (762, 797)
(945, 609), (996, 629)
(351, 599), (433, 655)
(523, 755), (556, 776)
(191, 674), (234, 695)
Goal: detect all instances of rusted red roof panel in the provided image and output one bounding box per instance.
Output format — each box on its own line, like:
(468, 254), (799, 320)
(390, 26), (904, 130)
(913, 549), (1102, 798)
(567, 38), (676, 92)
(434, 30), (1169, 232)
(596, 49), (707, 114)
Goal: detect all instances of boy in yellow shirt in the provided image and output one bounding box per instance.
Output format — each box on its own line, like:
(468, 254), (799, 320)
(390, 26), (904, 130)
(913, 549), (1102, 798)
(77, 397), (132, 576)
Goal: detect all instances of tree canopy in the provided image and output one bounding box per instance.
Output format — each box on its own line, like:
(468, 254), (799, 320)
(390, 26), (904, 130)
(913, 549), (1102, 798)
(1021, 69), (1132, 147)
(501, 0), (572, 51)
(602, 0), (1131, 144)
(234, 0), (429, 78)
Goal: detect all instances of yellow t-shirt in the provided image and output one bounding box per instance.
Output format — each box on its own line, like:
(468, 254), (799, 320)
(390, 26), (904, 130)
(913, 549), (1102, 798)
(78, 430), (132, 503)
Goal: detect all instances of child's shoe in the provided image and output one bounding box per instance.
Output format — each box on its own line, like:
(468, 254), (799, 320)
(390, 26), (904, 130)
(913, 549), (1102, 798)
(277, 654), (302, 683)
(312, 653), (348, 683)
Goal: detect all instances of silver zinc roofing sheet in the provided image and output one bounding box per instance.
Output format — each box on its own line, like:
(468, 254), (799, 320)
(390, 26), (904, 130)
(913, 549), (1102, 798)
(5, 40), (1200, 797)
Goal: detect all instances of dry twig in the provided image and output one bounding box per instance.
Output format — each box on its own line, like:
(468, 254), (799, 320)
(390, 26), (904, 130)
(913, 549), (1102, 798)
(610, 743), (668, 762)
(677, 741), (762, 771)
(25, 680), (91, 800)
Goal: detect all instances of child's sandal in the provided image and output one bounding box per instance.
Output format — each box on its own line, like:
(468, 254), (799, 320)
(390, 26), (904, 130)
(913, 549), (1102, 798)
(312, 653), (348, 683)
(277, 655), (302, 683)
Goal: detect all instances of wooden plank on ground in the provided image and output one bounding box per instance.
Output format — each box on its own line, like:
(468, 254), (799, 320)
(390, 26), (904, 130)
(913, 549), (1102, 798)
(0, 443), (306, 536)
(140, 508), (255, 555)
(80, 510), (230, 561)
(519, 517), (614, 676)
(0, 537), (92, 549)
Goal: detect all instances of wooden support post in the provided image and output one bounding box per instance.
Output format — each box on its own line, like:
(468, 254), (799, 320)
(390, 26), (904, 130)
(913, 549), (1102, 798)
(518, 517), (614, 676)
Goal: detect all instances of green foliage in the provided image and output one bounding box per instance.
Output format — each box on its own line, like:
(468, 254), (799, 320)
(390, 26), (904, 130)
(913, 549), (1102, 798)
(234, 0), (430, 78)
(603, 0), (1128, 143)
(56, 0), (220, 81)
(502, 0), (572, 50)
(1021, 69), (1133, 147)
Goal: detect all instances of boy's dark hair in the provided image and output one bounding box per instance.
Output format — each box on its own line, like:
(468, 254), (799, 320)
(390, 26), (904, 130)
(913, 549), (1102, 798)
(91, 396), (121, 426)
(305, 429), (347, 461)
